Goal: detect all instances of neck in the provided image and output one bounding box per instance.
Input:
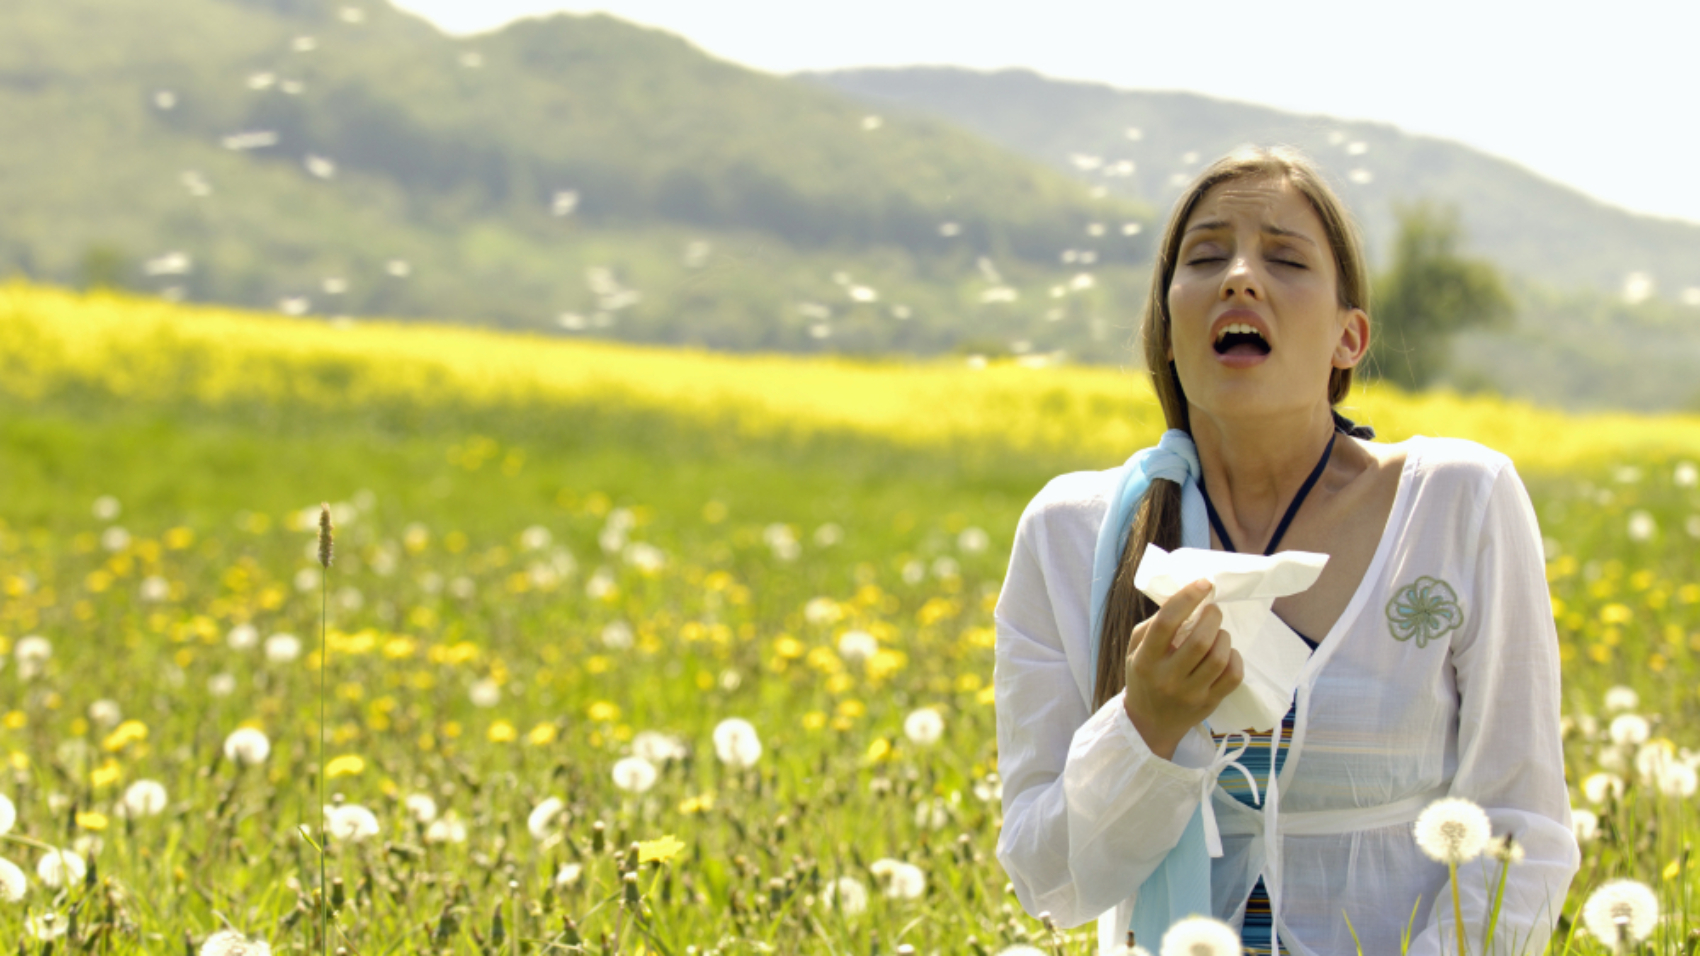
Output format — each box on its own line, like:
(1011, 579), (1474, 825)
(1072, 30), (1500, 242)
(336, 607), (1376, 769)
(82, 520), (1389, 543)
(1188, 402), (1338, 551)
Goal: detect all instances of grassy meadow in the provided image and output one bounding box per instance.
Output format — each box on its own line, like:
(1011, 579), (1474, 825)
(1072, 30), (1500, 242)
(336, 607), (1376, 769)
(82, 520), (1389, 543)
(1, 281), (1700, 954)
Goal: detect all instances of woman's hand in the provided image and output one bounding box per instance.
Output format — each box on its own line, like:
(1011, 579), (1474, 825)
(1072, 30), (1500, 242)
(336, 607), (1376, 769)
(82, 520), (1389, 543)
(1122, 579), (1244, 760)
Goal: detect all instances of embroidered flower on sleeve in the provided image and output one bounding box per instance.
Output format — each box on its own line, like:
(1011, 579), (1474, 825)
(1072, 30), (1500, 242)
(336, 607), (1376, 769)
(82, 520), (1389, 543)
(1385, 576), (1464, 648)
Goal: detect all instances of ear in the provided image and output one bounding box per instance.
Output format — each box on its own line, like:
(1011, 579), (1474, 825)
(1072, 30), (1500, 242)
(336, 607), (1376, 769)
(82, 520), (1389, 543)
(1332, 307), (1370, 369)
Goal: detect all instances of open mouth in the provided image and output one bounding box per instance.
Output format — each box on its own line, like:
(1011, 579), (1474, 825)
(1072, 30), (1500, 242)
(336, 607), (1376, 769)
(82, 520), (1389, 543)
(1214, 323), (1271, 357)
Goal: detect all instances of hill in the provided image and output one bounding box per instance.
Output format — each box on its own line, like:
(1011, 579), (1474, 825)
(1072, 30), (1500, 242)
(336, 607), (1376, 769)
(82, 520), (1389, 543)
(0, 0), (1149, 359)
(806, 66), (1700, 412)
(805, 67), (1700, 299)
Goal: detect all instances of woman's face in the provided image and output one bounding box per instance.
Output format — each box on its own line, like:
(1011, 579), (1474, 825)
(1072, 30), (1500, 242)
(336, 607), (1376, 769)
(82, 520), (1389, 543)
(1166, 176), (1367, 426)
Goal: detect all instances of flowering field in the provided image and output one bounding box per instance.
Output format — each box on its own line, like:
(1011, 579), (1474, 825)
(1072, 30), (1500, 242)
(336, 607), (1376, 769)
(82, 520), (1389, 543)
(1, 282), (1699, 953)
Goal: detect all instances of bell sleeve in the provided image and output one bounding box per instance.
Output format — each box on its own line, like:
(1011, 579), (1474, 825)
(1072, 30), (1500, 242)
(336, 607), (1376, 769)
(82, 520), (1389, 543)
(992, 486), (1214, 930)
(1406, 460), (1581, 956)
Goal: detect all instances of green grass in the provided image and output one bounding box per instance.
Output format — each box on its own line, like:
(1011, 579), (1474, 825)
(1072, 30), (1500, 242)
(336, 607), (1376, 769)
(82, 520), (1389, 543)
(0, 380), (1697, 953)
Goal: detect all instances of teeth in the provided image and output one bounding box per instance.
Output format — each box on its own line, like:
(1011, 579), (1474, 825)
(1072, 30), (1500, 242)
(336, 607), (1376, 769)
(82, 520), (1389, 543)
(1215, 322), (1266, 343)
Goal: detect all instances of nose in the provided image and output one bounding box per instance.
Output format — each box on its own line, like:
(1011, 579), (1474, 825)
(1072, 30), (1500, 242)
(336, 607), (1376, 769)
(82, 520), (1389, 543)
(1220, 255), (1264, 301)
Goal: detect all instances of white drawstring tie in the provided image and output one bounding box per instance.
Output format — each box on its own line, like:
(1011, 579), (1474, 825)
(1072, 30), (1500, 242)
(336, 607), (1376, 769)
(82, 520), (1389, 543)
(1200, 730), (1260, 858)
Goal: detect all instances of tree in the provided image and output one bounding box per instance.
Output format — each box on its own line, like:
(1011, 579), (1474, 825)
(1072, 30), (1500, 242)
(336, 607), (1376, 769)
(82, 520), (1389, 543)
(1366, 203), (1514, 390)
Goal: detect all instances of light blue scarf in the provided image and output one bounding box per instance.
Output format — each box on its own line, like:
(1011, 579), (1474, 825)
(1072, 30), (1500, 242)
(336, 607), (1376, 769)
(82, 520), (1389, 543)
(1085, 428), (1217, 942)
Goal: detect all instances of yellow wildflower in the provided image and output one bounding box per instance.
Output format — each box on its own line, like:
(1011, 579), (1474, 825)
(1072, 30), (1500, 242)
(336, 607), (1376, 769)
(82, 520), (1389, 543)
(325, 754), (366, 777)
(76, 812), (109, 831)
(487, 720), (517, 743)
(90, 759), (122, 788)
(678, 793), (716, 814)
(637, 834), (686, 864)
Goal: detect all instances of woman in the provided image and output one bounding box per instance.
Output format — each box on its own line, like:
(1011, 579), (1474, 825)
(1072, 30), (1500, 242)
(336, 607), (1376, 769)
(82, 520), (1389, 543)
(992, 146), (1578, 955)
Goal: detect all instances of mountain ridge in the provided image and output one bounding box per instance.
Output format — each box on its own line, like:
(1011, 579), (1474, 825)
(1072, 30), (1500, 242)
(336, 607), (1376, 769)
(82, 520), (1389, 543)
(804, 66), (1700, 302)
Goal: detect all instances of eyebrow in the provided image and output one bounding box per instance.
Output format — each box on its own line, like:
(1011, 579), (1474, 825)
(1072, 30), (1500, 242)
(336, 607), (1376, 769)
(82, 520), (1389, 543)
(1182, 219), (1318, 247)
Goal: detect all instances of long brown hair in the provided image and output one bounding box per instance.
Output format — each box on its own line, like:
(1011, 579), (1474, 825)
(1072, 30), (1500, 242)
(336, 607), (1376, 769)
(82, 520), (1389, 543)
(1090, 145), (1372, 711)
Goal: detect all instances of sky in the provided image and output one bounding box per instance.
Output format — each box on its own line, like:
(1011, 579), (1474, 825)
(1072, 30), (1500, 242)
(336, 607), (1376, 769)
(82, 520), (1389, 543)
(387, 0), (1700, 226)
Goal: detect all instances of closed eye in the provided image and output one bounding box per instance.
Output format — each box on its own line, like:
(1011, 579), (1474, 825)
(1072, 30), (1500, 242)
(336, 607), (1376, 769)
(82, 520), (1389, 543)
(1271, 258), (1306, 269)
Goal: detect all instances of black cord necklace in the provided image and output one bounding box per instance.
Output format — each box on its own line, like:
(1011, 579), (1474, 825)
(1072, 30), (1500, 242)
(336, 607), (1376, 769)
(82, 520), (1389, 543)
(1200, 428), (1338, 557)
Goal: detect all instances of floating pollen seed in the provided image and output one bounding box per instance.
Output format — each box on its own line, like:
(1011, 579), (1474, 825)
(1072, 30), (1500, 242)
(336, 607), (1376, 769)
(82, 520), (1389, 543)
(318, 503), (333, 568)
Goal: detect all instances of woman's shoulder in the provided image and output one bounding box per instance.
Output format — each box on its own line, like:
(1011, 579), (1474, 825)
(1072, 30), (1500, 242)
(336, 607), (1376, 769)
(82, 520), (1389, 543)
(1014, 467), (1120, 540)
(1397, 434), (1516, 487)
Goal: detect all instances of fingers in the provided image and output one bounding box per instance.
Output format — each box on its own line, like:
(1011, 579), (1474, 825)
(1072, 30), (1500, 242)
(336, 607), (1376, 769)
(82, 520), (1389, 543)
(1189, 628), (1235, 684)
(1168, 603), (1224, 671)
(1132, 579), (1213, 666)
(1208, 647), (1245, 697)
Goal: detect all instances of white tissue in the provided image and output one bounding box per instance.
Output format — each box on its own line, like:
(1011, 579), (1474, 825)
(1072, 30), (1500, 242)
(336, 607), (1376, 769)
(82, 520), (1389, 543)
(1133, 544), (1328, 732)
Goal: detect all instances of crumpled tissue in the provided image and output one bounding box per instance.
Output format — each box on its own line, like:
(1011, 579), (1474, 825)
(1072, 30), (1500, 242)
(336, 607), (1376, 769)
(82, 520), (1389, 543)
(1133, 544), (1329, 733)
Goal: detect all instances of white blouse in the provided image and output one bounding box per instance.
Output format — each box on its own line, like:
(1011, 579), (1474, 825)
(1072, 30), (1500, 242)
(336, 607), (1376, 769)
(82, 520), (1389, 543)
(992, 436), (1580, 956)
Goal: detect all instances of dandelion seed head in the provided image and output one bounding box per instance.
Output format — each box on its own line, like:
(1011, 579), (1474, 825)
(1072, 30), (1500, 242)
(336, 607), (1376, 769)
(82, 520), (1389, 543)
(612, 756), (658, 793)
(1582, 878), (1658, 949)
(0, 858), (23, 901)
(468, 678), (500, 708)
(1485, 833), (1525, 865)
(554, 862), (582, 886)
(1627, 510), (1656, 542)
(1609, 713), (1650, 747)
(1582, 771), (1625, 805)
(1604, 686), (1639, 712)
(36, 849), (85, 888)
(404, 793), (437, 823)
(823, 875), (867, 914)
(631, 730), (688, 764)
(264, 633), (301, 664)
(26, 913), (64, 941)
(868, 858), (925, 899)
(226, 624), (258, 651)
(90, 697), (124, 724)
(1158, 914), (1239, 956)
(122, 780), (168, 817)
(1571, 807), (1599, 844)
(16, 636), (50, 666)
(837, 630), (878, 664)
(712, 718), (763, 768)
(425, 813), (466, 843)
(527, 796), (565, 839)
(0, 795), (13, 837)
(903, 708), (944, 746)
(223, 727), (271, 766)
(201, 929), (272, 956)
(324, 804), (379, 842)
(1412, 797), (1492, 865)
(957, 527), (989, 553)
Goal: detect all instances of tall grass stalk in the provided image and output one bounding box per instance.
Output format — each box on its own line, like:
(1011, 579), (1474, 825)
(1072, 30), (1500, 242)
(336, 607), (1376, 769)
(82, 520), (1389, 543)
(318, 502), (333, 956)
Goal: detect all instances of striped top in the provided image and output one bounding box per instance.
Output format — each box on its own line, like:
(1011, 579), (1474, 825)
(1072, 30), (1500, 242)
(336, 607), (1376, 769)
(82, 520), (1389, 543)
(1210, 628), (1319, 956)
